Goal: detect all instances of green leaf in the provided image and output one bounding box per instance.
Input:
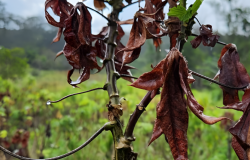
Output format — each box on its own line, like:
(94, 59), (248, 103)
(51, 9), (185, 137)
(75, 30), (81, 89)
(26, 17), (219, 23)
(192, 0), (203, 15)
(0, 130), (8, 138)
(179, 9), (193, 22)
(168, 5), (187, 17)
(167, 0), (203, 22)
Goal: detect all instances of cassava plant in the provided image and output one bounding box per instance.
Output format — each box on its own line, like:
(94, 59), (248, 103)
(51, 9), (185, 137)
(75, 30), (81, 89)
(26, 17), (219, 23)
(0, 0), (250, 159)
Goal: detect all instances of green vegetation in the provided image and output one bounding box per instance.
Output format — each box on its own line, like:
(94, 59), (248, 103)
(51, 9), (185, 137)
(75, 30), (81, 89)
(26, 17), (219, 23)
(168, 0), (203, 22)
(0, 47), (29, 79)
(0, 71), (243, 159)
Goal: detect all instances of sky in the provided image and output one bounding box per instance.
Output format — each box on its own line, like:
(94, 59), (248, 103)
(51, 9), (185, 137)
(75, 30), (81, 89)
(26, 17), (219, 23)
(1, 0), (249, 34)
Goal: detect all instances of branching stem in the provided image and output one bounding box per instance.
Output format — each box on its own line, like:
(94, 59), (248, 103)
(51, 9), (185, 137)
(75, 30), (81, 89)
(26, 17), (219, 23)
(122, 0), (145, 9)
(86, 6), (111, 22)
(189, 69), (248, 90)
(194, 17), (202, 26)
(47, 87), (104, 104)
(0, 122), (113, 160)
(120, 74), (138, 79)
(191, 33), (227, 45)
(124, 90), (158, 139)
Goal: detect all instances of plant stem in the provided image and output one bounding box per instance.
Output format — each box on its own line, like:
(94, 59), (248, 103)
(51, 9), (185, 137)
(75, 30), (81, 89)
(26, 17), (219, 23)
(124, 90), (159, 139)
(47, 87), (104, 104)
(189, 69), (248, 90)
(105, 22), (120, 106)
(0, 122), (112, 160)
(86, 6), (111, 22)
(191, 33), (227, 45)
(178, 0), (187, 52)
(104, 3), (137, 160)
(122, 0), (145, 9)
(119, 74), (138, 79)
(180, 0), (186, 8)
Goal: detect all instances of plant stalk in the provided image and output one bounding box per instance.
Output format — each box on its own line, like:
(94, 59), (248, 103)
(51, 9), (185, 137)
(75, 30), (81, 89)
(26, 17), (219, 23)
(104, 4), (137, 159)
(124, 90), (158, 139)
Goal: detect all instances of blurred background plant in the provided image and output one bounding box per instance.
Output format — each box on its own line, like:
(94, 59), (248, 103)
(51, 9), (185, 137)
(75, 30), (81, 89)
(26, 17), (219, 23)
(0, 0), (249, 159)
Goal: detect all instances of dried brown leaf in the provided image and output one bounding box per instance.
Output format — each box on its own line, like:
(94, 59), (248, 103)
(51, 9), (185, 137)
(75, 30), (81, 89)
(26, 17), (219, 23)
(117, 19), (134, 25)
(217, 44), (250, 105)
(148, 114), (163, 145)
(155, 49), (188, 160)
(190, 25), (220, 48)
(178, 55), (229, 124)
(63, 44), (101, 86)
(150, 0), (162, 6)
(94, 0), (106, 11)
(52, 27), (63, 43)
(232, 136), (248, 160)
(229, 104), (250, 151)
(130, 58), (165, 90)
(55, 50), (64, 60)
(218, 89), (250, 112)
(147, 48), (228, 160)
(45, 0), (73, 28)
(115, 62), (135, 83)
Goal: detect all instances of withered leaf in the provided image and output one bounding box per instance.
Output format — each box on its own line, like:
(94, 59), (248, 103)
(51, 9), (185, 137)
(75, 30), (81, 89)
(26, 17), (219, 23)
(63, 44), (101, 86)
(130, 58), (165, 90)
(45, 0), (73, 46)
(149, 48), (189, 160)
(45, 0), (73, 28)
(170, 32), (179, 49)
(216, 44), (250, 105)
(229, 104), (250, 153)
(55, 50), (64, 60)
(150, 0), (162, 6)
(117, 1), (168, 64)
(131, 50), (194, 91)
(117, 19), (134, 25)
(63, 2), (92, 46)
(178, 55), (228, 124)
(231, 136), (248, 160)
(115, 62), (135, 83)
(218, 89), (250, 112)
(52, 27), (63, 43)
(140, 0), (156, 16)
(149, 48), (227, 160)
(148, 103), (163, 144)
(94, 25), (136, 83)
(116, 17), (145, 65)
(94, 0), (106, 11)
(190, 24), (220, 48)
(153, 37), (162, 48)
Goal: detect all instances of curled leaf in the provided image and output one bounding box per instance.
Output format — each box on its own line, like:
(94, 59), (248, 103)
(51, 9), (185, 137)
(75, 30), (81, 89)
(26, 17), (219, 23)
(218, 89), (250, 112)
(231, 136), (248, 160)
(63, 44), (101, 86)
(130, 58), (165, 90)
(190, 24), (220, 48)
(54, 50), (64, 60)
(117, 1), (168, 65)
(94, 0), (106, 11)
(229, 104), (250, 152)
(149, 48), (189, 160)
(45, 0), (73, 28)
(149, 48), (228, 160)
(115, 62), (135, 83)
(52, 27), (63, 43)
(217, 44), (250, 105)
